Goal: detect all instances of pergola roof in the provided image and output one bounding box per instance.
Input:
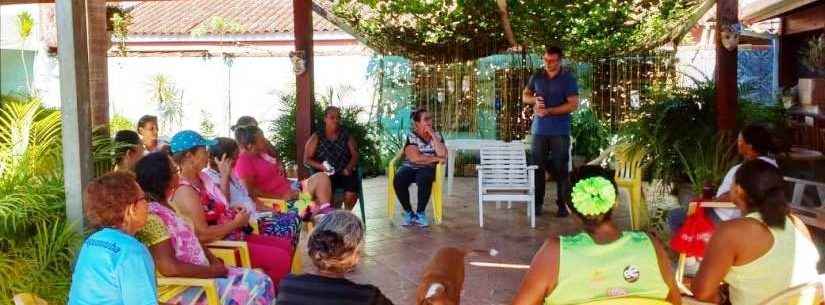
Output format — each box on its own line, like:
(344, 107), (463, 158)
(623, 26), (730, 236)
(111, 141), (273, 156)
(312, 0), (716, 63)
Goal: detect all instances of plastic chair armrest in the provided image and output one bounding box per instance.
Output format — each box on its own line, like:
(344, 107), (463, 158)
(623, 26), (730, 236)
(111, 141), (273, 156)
(157, 277), (220, 305)
(206, 240), (251, 268)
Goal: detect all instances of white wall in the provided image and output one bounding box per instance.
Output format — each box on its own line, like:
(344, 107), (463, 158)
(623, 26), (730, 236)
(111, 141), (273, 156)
(106, 54), (374, 137)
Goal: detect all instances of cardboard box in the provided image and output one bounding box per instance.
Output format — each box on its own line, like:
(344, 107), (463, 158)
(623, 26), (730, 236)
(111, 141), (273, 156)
(799, 78), (825, 105)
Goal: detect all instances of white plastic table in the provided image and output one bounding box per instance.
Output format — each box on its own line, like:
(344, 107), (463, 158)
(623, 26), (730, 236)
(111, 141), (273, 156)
(445, 139), (527, 195)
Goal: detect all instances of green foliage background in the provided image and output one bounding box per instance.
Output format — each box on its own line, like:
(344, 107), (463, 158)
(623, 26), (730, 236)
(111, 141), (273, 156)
(268, 90), (383, 176)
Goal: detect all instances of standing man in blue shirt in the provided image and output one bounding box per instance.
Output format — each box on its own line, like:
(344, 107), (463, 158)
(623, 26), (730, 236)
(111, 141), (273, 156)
(522, 46), (579, 217)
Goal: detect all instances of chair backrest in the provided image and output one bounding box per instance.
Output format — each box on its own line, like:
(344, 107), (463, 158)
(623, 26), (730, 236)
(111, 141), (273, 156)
(758, 274), (825, 305)
(13, 293), (48, 305)
(615, 144), (644, 181)
(480, 144), (529, 187)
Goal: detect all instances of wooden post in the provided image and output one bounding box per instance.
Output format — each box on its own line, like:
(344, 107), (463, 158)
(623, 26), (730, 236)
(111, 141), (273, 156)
(715, 0), (738, 131)
(87, 0), (109, 134)
(56, 0), (93, 231)
(294, 0), (314, 179)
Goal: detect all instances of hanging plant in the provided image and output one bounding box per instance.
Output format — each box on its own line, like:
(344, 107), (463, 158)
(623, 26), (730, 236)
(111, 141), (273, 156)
(108, 7), (133, 57)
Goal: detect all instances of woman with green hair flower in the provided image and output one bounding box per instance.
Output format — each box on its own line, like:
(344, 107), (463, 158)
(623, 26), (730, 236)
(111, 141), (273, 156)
(512, 166), (682, 305)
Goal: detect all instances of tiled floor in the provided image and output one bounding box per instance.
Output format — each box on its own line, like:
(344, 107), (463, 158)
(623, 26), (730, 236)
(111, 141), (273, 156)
(294, 176), (636, 305)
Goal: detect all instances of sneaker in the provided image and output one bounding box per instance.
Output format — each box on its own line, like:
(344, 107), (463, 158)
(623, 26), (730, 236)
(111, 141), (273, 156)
(415, 212), (429, 227)
(400, 211), (415, 226)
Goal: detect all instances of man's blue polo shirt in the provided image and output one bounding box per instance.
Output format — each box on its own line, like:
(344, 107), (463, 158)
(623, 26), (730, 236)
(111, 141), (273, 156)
(527, 69), (579, 136)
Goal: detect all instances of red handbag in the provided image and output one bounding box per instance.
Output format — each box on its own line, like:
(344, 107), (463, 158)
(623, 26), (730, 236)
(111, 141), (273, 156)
(670, 205), (716, 258)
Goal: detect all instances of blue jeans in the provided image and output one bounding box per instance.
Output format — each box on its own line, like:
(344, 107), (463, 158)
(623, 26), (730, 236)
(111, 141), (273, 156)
(531, 135), (571, 212)
(667, 206), (723, 233)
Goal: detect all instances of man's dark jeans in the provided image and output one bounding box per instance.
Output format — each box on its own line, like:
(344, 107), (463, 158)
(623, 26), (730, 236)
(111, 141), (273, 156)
(393, 165), (436, 213)
(531, 135), (571, 214)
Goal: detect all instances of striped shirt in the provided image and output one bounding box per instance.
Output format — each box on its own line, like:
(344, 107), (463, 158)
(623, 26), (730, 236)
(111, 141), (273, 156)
(277, 274), (394, 305)
(402, 131), (443, 168)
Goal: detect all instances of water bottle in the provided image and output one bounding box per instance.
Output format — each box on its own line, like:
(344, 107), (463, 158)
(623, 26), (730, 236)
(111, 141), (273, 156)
(322, 161), (335, 176)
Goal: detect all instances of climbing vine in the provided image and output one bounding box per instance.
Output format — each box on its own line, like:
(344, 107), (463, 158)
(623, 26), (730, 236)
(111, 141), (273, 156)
(328, 0), (712, 63)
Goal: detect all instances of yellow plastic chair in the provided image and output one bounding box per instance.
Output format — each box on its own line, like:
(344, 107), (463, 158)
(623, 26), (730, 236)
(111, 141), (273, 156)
(615, 145), (647, 230)
(386, 148), (446, 224)
(758, 274), (825, 305)
(156, 241), (249, 305)
(12, 293), (47, 305)
(206, 240), (251, 268)
(157, 277), (220, 305)
(674, 201), (737, 295)
(579, 297), (673, 305)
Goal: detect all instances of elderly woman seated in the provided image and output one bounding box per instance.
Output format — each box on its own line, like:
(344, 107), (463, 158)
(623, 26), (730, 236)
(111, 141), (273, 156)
(68, 171), (157, 305)
(277, 211), (394, 305)
(511, 166), (681, 305)
(134, 152), (276, 305)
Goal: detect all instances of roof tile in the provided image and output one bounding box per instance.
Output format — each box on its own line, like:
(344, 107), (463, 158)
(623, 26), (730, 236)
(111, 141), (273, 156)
(127, 0), (340, 36)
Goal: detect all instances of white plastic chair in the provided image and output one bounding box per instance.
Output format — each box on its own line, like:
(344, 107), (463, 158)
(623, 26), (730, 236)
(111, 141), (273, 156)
(477, 143), (537, 228)
(758, 274), (825, 305)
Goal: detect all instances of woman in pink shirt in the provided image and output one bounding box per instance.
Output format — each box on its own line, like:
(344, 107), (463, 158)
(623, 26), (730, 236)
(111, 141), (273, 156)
(233, 125), (334, 218)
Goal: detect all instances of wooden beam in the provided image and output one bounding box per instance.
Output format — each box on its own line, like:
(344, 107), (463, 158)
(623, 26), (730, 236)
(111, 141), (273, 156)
(294, 0), (314, 180)
(88, 0), (109, 134)
(56, 0), (93, 231)
(784, 2), (825, 35)
(716, 0), (738, 131)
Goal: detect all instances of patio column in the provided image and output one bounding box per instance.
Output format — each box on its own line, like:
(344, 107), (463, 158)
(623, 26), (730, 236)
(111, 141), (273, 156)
(56, 0), (93, 231)
(87, 0), (109, 134)
(715, 0), (738, 131)
(293, 0), (314, 179)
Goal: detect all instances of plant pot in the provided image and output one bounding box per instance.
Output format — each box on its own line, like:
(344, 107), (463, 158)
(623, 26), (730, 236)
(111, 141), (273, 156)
(798, 78), (825, 106)
(462, 164), (477, 177)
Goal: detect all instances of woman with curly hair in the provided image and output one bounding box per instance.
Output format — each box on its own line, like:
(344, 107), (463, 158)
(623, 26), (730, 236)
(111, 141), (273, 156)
(134, 152), (276, 305)
(277, 211), (394, 305)
(511, 165), (681, 305)
(68, 171), (157, 305)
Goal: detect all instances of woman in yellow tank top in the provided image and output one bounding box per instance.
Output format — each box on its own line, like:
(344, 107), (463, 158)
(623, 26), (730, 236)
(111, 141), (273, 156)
(692, 159), (820, 305)
(511, 166), (682, 305)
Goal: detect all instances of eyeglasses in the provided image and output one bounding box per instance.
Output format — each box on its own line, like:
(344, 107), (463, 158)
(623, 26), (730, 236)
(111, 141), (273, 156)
(133, 193), (150, 205)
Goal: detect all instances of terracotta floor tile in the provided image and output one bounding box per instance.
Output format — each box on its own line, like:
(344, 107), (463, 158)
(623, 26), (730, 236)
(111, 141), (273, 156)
(290, 177), (640, 304)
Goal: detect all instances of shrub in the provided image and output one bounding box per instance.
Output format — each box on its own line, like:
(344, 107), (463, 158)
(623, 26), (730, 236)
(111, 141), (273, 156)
(268, 89), (383, 176)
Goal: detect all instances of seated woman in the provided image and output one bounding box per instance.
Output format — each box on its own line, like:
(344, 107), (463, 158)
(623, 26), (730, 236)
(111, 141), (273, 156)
(202, 137), (267, 215)
(134, 152), (276, 304)
(233, 125), (334, 218)
(277, 211), (394, 305)
(512, 166), (681, 305)
(68, 171), (157, 305)
(137, 115), (169, 155)
(113, 130), (145, 172)
(669, 124), (777, 231)
(168, 131), (293, 284)
(692, 159), (820, 305)
(169, 130), (250, 242)
(304, 106), (360, 210)
(393, 108), (447, 227)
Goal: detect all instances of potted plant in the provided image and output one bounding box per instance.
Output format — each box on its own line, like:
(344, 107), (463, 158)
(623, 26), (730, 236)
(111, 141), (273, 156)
(798, 34), (825, 109)
(571, 105), (610, 167)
